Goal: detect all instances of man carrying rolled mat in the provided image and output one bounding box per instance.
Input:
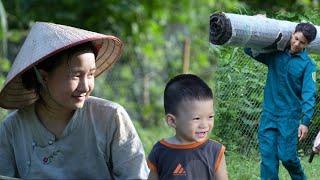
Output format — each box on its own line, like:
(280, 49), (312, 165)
(245, 22), (317, 180)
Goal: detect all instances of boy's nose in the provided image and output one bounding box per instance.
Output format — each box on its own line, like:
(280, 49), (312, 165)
(199, 121), (207, 129)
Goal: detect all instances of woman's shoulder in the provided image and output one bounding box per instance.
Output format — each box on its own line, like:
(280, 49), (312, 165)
(0, 106), (33, 131)
(83, 96), (129, 120)
(85, 96), (123, 110)
(1, 110), (19, 127)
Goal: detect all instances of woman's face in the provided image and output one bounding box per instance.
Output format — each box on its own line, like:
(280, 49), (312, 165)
(41, 51), (96, 111)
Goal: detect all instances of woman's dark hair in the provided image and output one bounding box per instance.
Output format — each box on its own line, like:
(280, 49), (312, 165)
(295, 23), (317, 43)
(21, 42), (97, 93)
(164, 74), (214, 115)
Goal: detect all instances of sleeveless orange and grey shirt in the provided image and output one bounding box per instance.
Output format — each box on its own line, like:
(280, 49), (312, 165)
(147, 139), (225, 180)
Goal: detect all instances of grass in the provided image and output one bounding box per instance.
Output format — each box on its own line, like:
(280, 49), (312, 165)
(226, 151), (320, 179)
(135, 123), (320, 179)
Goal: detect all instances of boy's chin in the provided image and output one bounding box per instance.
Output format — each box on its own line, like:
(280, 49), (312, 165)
(194, 137), (208, 142)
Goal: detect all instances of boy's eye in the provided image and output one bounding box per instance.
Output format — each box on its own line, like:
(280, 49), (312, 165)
(192, 117), (200, 120)
(209, 115), (214, 119)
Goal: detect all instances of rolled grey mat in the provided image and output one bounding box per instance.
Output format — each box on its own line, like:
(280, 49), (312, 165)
(210, 12), (320, 53)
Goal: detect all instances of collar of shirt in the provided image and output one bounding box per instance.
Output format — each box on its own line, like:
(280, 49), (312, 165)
(28, 104), (82, 147)
(284, 48), (309, 60)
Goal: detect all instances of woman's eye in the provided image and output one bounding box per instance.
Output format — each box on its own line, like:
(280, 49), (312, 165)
(71, 74), (80, 79)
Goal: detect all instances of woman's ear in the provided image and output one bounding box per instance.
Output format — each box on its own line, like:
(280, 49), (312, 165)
(166, 114), (176, 128)
(38, 69), (48, 84)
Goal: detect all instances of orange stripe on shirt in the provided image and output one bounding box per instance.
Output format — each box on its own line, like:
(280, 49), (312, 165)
(160, 139), (208, 149)
(214, 145), (225, 172)
(147, 160), (158, 172)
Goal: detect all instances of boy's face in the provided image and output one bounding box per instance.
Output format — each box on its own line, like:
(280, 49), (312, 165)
(290, 31), (308, 54)
(168, 99), (214, 144)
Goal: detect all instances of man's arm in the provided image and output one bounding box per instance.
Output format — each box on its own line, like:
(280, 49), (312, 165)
(299, 62), (317, 141)
(301, 61), (317, 127)
(244, 48), (270, 65)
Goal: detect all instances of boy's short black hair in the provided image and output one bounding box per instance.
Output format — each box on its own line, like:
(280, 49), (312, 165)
(295, 23), (317, 43)
(164, 74), (213, 115)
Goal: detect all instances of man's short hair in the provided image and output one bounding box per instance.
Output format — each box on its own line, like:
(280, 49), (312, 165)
(164, 74), (213, 115)
(295, 23), (317, 43)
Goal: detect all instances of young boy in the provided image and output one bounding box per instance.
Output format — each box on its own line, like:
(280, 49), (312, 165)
(147, 74), (228, 180)
(244, 23), (317, 179)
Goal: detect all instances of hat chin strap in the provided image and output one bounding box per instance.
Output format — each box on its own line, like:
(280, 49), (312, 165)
(33, 66), (46, 87)
(33, 67), (65, 108)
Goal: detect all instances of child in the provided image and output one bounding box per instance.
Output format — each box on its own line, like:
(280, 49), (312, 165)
(0, 22), (148, 179)
(147, 74), (228, 180)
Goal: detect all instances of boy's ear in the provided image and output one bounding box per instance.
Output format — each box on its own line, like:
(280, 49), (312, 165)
(166, 114), (176, 128)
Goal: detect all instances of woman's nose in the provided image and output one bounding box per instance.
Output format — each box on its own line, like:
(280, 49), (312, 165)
(78, 78), (90, 92)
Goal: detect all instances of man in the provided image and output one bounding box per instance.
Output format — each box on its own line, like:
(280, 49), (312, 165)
(244, 22), (317, 179)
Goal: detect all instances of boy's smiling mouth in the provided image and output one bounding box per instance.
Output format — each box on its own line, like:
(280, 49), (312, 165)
(195, 131), (209, 138)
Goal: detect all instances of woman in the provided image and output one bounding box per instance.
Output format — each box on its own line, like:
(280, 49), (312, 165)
(0, 22), (149, 179)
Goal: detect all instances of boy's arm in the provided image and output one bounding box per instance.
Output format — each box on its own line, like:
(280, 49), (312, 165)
(148, 170), (159, 180)
(301, 62), (317, 126)
(244, 48), (270, 65)
(147, 150), (159, 180)
(213, 145), (228, 180)
(214, 154), (228, 180)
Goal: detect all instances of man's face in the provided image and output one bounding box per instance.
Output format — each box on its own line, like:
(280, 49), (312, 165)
(290, 32), (309, 54)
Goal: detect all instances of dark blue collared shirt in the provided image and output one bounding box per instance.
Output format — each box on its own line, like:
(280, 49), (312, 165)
(244, 48), (317, 126)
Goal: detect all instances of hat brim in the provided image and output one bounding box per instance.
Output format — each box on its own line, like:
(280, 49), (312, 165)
(0, 36), (123, 109)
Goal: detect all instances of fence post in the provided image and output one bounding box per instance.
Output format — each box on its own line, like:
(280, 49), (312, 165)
(182, 38), (190, 74)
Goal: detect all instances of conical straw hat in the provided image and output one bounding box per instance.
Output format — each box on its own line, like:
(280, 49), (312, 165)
(0, 22), (123, 109)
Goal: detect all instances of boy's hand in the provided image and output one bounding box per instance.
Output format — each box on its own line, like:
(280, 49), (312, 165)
(298, 124), (308, 141)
